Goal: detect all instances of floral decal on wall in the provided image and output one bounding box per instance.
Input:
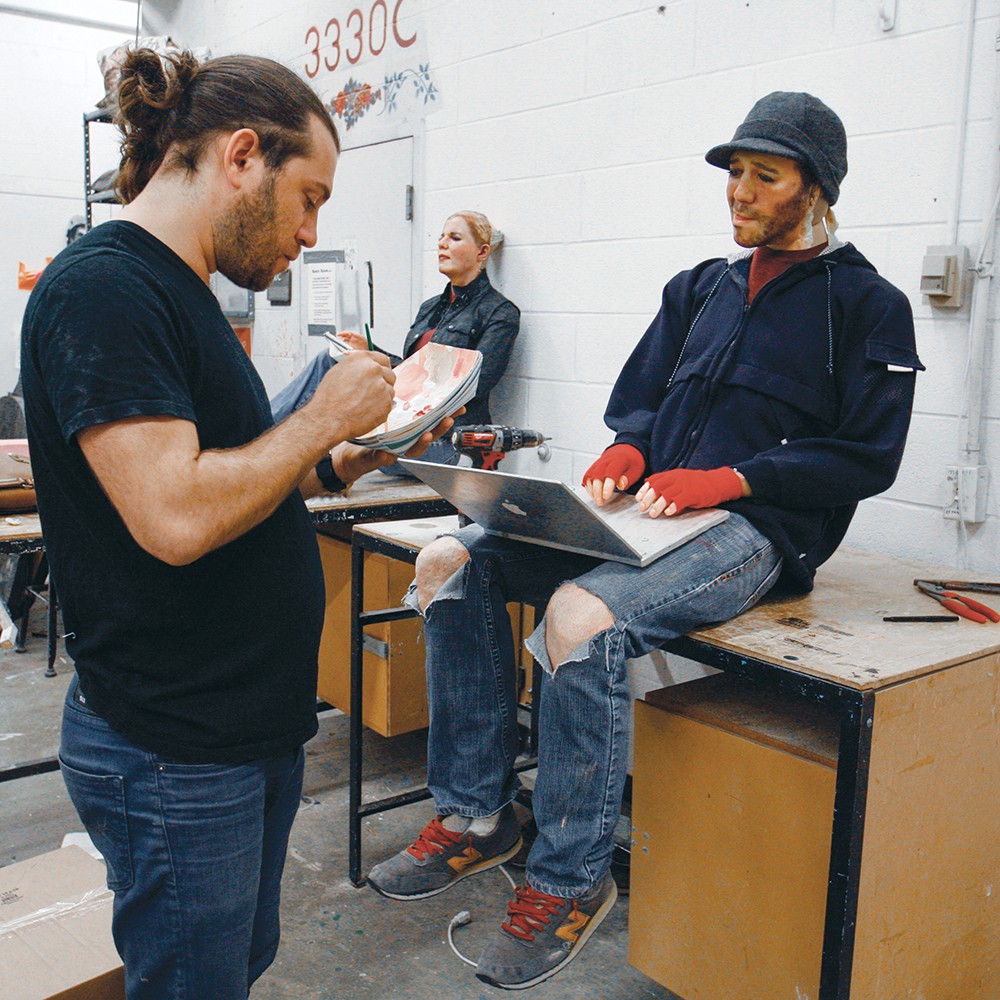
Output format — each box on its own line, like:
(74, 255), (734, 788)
(331, 79), (382, 129)
(328, 63), (438, 131)
(383, 63), (437, 112)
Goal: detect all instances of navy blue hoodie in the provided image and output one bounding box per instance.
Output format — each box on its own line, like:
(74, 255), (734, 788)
(605, 240), (923, 592)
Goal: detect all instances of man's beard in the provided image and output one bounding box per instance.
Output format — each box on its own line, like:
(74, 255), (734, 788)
(733, 182), (814, 249)
(214, 173), (282, 292)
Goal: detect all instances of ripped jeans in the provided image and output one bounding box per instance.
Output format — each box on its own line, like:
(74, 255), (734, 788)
(408, 514), (782, 898)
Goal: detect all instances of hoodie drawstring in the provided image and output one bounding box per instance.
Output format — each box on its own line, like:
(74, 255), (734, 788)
(825, 263), (834, 377)
(666, 265), (730, 390)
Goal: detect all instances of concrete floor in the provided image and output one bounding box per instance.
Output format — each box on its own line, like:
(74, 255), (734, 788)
(1, 603), (680, 999)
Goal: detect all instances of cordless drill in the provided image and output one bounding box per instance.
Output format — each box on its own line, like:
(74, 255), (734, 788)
(451, 425), (548, 470)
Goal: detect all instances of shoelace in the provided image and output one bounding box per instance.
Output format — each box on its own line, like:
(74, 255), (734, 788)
(406, 816), (464, 861)
(501, 884), (568, 942)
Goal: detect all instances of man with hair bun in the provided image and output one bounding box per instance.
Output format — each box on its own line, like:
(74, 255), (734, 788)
(21, 48), (457, 998)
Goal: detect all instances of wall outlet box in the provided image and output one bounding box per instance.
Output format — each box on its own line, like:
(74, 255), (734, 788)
(920, 244), (968, 308)
(944, 465), (989, 523)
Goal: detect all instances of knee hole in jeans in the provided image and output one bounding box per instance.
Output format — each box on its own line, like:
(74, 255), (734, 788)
(413, 536), (470, 612)
(545, 583), (614, 670)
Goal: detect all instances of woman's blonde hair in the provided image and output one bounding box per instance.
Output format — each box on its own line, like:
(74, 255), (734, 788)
(448, 211), (504, 255)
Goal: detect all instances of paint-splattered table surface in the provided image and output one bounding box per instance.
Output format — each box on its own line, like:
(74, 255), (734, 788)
(353, 514), (460, 552)
(306, 471), (452, 524)
(686, 547), (1000, 690)
(0, 512), (43, 554)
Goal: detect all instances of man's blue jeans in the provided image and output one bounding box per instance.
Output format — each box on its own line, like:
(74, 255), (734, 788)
(59, 676), (304, 999)
(409, 514), (781, 898)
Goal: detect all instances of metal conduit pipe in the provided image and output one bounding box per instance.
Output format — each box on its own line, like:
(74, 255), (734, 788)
(0, 4), (135, 33)
(945, 0), (979, 246)
(962, 19), (1000, 473)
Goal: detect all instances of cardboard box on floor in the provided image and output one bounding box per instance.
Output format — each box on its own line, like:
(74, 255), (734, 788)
(0, 845), (124, 1000)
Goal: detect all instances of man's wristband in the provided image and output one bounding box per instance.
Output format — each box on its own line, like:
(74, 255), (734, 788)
(315, 455), (349, 494)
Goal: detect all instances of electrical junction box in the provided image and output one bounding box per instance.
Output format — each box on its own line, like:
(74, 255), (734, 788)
(920, 244), (968, 308)
(944, 465), (989, 523)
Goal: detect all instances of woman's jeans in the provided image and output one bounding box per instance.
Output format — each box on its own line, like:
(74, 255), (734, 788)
(59, 676), (304, 1000)
(268, 351), (334, 424)
(268, 351), (465, 475)
(410, 514), (782, 898)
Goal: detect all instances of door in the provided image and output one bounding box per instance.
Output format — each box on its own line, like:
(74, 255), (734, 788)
(315, 136), (414, 357)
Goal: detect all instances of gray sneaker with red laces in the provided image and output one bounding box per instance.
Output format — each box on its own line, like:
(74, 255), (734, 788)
(475, 872), (618, 990)
(366, 804), (522, 900)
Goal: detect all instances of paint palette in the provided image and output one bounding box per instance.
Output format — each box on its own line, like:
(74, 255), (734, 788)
(351, 342), (482, 454)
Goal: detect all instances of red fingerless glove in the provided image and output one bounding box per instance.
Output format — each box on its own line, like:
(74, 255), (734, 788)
(643, 467), (743, 514)
(582, 443), (646, 491)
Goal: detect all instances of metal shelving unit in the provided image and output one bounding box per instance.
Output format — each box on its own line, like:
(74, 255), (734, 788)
(83, 108), (116, 230)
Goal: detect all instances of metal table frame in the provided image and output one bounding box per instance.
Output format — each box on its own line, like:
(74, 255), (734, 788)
(0, 530), (61, 783)
(0, 529), (49, 649)
(308, 493), (451, 528)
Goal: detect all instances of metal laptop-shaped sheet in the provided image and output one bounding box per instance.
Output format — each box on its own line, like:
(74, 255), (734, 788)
(398, 461), (728, 567)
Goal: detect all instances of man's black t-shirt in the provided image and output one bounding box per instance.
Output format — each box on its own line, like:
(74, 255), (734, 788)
(21, 221), (325, 763)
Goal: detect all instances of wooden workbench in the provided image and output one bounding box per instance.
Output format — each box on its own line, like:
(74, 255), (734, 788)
(0, 472), (453, 648)
(644, 547), (999, 1000)
(0, 511), (43, 555)
(688, 546), (999, 687)
(305, 471), (452, 526)
(0, 470), (452, 557)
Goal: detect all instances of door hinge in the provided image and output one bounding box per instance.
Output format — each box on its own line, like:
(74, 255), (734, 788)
(405, 184), (414, 221)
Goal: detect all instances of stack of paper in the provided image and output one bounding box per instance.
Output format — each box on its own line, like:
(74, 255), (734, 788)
(351, 341), (482, 454)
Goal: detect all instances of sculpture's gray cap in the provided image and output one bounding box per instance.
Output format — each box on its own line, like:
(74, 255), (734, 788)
(705, 91), (847, 205)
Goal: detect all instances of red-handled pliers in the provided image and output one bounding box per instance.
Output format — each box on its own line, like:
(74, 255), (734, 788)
(914, 580), (1000, 623)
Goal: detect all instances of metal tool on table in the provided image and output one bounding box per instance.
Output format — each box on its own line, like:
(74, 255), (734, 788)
(913, 579), (1000, 623)
(882, 615), (959, 623)
(451, 424), (549, 471)
(912, 579), (1000, 594)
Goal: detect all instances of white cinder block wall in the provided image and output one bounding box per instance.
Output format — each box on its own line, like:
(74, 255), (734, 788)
(9, 0), (999, 574)
(0, 2), (134, 389)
